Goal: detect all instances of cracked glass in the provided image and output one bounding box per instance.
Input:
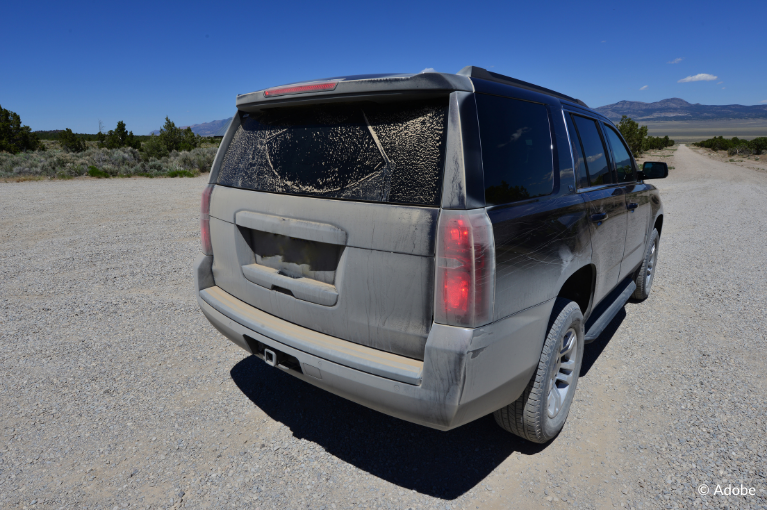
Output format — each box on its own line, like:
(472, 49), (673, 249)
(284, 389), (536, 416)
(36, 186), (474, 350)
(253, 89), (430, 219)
(217, 99), (448, 206)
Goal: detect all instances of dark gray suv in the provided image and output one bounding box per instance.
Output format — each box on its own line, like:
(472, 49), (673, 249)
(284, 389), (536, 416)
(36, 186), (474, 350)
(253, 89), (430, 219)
(195, 66), (667, 443)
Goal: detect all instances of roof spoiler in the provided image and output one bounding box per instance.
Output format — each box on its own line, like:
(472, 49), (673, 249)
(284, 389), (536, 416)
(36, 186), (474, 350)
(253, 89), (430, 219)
(235, 73), (473, 110)
(457, 66), (589, 108)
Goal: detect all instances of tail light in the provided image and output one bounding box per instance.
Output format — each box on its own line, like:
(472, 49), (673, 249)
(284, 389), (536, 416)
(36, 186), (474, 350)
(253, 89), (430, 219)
(200, 184), (214, 256)
(434, 209), (495, 327)
(264, 81), (338, 97)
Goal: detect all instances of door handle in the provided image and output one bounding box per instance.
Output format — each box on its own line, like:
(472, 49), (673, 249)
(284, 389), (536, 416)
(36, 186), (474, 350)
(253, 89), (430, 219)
(627, 202), (638, 210)
(590, 212), (608, 223)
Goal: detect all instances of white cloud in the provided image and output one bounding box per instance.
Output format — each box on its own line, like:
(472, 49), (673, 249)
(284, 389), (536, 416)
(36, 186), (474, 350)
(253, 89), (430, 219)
(640, 85), (648, 90)
(760, 100), (767, 104)
(420, 68), (436, 73)
(717, 81), (723, 84)
(678, 73), (718, 83)
(667, 57), (683, 64)
(601, 40), (606, 43)
(722, 87), (726, 90)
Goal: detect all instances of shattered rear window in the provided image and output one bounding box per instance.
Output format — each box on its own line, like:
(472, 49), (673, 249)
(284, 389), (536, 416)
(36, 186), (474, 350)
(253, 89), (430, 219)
(216, 99), (448, 206)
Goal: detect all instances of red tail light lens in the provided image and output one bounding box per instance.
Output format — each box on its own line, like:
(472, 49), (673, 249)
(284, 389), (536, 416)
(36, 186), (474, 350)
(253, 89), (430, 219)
(435, 210), (495, 327)
(200, 184), (214, 256)
(263, 82), (338, 97)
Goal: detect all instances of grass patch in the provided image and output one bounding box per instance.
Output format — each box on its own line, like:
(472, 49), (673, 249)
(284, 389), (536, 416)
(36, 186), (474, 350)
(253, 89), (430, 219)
(87, 165), (110, 178)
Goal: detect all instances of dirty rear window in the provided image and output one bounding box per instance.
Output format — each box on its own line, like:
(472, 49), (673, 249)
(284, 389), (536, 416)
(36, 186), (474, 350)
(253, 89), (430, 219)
(217, 99), (449, 206)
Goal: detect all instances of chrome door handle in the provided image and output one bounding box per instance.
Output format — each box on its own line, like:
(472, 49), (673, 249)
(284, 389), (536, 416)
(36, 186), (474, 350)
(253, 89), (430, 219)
(627, 202), (638, 210)
(591, 213), (608, 222)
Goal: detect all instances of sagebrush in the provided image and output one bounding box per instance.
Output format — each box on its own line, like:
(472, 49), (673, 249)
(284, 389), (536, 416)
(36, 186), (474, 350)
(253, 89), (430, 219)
(0, 146), (217, 179)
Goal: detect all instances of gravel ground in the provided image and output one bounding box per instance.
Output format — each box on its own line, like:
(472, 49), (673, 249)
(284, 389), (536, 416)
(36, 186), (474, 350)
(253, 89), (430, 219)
(0, 145), (765, 509)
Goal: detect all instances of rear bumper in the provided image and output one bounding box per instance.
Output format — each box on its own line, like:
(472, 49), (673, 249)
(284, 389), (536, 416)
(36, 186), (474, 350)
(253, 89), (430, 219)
(194, 254), (551, 431)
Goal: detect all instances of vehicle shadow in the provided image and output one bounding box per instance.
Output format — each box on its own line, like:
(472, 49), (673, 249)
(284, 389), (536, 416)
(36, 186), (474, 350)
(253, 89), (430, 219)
(580, 307), (626, 377)
(230, 356), (548, 499)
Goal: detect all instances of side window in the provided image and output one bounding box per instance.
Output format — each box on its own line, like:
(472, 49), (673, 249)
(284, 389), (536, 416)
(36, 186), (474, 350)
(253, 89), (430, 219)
(565, 114), (589, 189)
(475, 94), (554, 205)
(604, 125), (635, 182)
(572, 115), (614, 186)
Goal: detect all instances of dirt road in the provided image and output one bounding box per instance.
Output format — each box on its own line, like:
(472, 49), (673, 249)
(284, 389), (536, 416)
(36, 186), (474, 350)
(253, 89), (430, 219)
(1, 145), (765, 509)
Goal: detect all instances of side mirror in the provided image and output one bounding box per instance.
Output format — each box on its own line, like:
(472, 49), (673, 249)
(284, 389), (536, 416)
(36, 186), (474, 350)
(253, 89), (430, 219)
(639, 162), (669, 180)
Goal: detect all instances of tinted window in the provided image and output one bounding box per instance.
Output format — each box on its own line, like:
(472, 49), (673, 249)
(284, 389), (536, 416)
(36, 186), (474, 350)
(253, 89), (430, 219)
(565, 114), (589, 189)
(217, 99), (448, 206)
(604, 125), (635, 182)
(476, 94), (553, 205)
(572, 115), (614, 186)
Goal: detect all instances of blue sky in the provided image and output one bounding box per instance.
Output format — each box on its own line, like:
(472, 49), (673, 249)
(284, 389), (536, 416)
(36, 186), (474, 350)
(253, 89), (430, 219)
(2, 0), (765, 134)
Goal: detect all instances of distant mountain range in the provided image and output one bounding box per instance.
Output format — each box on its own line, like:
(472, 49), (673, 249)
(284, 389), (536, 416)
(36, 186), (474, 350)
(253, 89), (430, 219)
(150, 118), (232, 136)
(594, 98), (767, 123)
(158, 98), (767, 136)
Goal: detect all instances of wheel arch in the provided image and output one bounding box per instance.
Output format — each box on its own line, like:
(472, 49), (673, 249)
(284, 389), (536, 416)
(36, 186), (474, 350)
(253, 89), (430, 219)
(556, 264), (596, 316)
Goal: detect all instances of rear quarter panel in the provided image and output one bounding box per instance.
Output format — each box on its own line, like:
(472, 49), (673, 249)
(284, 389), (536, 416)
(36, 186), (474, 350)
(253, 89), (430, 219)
(490, 195), (592, 320)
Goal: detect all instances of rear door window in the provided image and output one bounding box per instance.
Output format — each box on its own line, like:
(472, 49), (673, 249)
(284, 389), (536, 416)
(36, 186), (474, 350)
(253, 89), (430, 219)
(475, 94), (554, 205)
(216, 98), (449, 206)
(603, 125), (635, 182)
(571, 115), (614, 186)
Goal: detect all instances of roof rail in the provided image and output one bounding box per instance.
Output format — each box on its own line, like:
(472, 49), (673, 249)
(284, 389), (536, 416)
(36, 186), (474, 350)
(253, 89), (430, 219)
(457, 66), (589, 108)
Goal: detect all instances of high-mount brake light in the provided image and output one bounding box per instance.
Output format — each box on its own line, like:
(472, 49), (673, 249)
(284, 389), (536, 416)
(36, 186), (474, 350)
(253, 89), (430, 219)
(200, 184), (214, 256)
(434, 210), (495, 327)
(263, 82), (338, 98)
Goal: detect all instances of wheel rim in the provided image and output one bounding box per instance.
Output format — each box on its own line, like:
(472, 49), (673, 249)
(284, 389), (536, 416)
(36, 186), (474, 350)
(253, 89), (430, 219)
(547, 327), (577, 419)
(645, 241), (657, 290)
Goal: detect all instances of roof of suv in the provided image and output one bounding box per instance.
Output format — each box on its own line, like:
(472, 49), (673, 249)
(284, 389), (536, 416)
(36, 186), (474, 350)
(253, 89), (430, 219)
(235, 66), (590, 111)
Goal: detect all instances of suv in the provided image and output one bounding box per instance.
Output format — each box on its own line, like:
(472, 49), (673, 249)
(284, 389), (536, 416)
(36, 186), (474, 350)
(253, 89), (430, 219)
(195, 66), (667, 443)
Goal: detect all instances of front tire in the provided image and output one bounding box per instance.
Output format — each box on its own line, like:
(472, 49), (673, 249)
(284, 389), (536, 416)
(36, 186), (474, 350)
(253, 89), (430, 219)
(494, 298), (584, 443)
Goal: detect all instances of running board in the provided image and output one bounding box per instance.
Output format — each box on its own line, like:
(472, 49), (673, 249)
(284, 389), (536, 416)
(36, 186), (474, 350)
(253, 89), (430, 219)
(584, 279), (636, 344)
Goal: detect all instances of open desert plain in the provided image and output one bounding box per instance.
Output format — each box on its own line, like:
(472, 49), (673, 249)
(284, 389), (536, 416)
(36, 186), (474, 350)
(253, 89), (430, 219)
(1, 145), (765, 510)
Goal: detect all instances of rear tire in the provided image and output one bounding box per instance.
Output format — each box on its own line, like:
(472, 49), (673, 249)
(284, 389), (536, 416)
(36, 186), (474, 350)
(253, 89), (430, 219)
(632, 228), (659, 301)
(494, 298), (584, 443)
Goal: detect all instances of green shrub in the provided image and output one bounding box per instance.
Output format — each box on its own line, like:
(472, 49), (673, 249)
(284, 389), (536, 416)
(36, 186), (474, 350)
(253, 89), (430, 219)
(60, 128), (87, 153)
(87, 165), (110, 178)
(618, 116), (648, 156)
(0, 104), (44, 154)
(98, 121), (141, 150)
(166, 169), (196, 178)
(695, 136), (767, 155)
(141, 117), (202, 159)
(645, 135), (675, 150)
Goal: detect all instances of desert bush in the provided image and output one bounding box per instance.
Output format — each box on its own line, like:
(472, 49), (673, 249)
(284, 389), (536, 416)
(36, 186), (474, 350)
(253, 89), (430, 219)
(0, 104), (44, 154)
(0, 145), (217, 179)
(141, 117), (202, 159)
(87, 165), (110, 178)
(695, 136), (767, 155)
(645, 135), (674, 150)
(59, 128), (87, 153)
(97, 121), (141, 150)
(618, 116), (648, 156)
